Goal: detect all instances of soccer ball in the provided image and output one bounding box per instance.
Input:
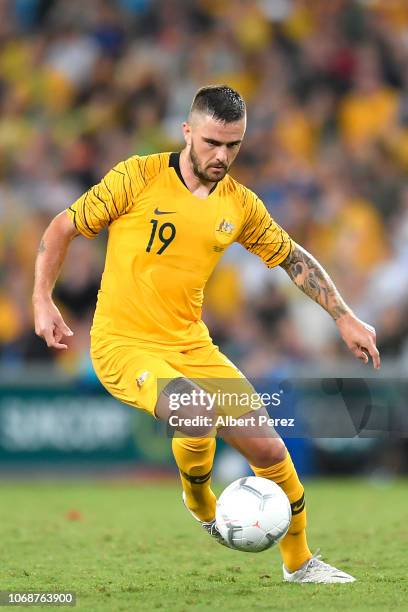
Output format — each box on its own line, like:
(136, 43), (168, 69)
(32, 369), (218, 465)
(215, 476), (291, 552)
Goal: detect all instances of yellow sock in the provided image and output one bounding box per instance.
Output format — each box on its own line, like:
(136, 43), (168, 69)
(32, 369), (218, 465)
(251, 452), (312, 572)
(172, 436), (216, 522)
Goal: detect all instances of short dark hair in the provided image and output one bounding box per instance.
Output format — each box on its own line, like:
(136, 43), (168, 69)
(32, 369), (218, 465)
(190, 85), (246, 123)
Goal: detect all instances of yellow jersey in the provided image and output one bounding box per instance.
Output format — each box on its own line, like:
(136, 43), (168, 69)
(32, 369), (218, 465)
(66, 152), (293, 351)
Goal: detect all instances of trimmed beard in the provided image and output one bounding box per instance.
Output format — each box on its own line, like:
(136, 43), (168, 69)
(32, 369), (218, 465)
(190, 142), (228, 182)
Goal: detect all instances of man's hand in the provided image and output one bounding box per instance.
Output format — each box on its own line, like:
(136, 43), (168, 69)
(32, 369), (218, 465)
(33, 297), (73, 350)
(336, 313), (380, 369)
(280, 244), (381, 369)
(33, 211), (78, 349)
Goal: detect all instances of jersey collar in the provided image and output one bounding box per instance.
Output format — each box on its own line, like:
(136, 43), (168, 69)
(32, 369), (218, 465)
(169, 152), (218, 196)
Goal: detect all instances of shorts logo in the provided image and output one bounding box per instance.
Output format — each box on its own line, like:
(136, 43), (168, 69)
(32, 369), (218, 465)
(136, 371), (150, 387)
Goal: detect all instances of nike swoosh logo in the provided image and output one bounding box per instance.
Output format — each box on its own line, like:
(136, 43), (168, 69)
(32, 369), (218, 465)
(154, 208), (176, 215)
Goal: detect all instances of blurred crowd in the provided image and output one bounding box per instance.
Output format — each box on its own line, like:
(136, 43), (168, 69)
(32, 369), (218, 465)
(2, 0), (408, 378)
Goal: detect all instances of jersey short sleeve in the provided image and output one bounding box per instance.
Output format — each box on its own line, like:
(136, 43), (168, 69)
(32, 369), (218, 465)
(237, 187), (294, 268)
(66, 154), (168, 238)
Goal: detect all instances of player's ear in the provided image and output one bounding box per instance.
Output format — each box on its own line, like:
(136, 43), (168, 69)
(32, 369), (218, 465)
(182, 121), (192, 146)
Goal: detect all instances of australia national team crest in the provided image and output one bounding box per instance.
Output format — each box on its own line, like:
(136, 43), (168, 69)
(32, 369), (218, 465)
(214, 217), (236, 253)
(215, 217), (236, 249)
(217, 218), (235, 235)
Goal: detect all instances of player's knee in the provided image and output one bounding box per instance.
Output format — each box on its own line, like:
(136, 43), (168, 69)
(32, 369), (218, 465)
(177, 403), (215, 437)
(157, 378), (216, 437)
(167, 412), (214, 437)
(248, 438), (287, 468)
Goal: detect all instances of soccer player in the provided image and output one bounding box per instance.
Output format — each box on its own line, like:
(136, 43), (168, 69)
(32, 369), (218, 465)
(33, 85), (379, 583)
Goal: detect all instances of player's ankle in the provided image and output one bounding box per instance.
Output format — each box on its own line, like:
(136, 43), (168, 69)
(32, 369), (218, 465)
(286, 554), (313, 573)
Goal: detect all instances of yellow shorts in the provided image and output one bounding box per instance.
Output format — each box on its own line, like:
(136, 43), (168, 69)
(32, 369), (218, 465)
(91, 339), (259, 419)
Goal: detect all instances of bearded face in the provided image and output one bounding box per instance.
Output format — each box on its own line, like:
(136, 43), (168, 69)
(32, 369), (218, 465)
(183, 112), (246, 183)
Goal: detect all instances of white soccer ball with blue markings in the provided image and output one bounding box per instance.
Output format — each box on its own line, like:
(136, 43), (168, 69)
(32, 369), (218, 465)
(215, 476), (291, 552)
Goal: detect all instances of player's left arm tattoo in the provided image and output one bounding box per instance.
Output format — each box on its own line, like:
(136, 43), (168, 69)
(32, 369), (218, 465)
(38, 239), (46, 254)
(280, 243), (350, 321)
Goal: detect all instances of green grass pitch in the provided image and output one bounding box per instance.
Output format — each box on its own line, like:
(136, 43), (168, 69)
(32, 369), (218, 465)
(0, 479), (407, 611)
